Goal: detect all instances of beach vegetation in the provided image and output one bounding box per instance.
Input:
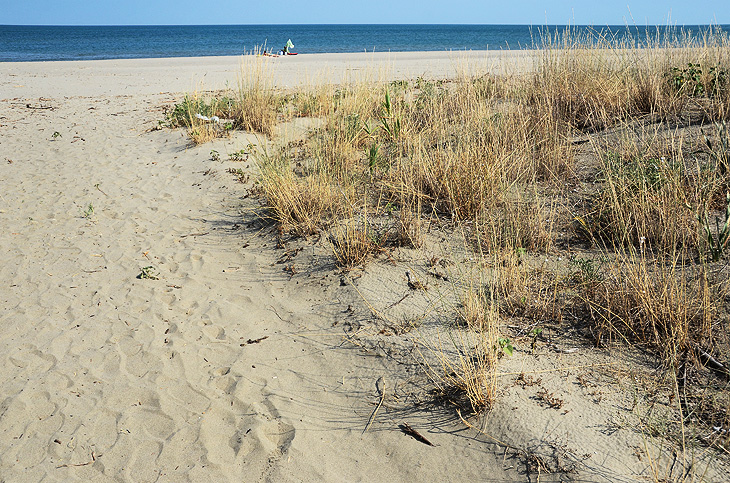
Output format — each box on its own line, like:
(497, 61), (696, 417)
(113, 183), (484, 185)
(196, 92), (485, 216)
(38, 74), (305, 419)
(81, 202), (94, 219)
(137, 266), (159, 280)
(171, 26), (730, 467)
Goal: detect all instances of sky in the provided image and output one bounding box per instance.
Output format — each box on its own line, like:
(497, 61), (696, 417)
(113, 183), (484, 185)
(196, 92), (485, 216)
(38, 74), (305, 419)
(1, 1), (728, 26)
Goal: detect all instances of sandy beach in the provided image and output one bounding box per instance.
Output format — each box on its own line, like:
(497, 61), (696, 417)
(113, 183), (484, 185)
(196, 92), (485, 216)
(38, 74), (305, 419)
(1, 52), (726, 482)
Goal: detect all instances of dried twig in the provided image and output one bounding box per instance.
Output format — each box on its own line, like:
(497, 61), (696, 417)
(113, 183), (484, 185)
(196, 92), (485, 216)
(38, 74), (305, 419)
(363, 376), (385, 434)
(399, 422), (435, 446)
(242, 336), (268, 345)
(26, 103), (54, 110)
(385, 292), (410, 310)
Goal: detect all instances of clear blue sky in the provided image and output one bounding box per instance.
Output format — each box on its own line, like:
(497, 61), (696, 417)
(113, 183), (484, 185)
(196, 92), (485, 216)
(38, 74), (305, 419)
(2, 1), (727, 26)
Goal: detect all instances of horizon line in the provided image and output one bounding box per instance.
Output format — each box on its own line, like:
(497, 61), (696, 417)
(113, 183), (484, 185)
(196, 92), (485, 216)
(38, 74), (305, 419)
(2, 22), (729, 27)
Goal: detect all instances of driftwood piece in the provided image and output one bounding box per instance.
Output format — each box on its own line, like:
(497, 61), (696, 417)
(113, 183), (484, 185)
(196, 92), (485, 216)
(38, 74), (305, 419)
(26, 103), (54, 110)
(399, 422), (435, 446)
(363, 377), (385, 434)
(694, 344), (730, 380)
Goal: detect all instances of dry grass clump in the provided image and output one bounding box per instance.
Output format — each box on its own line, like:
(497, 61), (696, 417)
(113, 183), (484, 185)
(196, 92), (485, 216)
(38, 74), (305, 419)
(329, 216), (382, 269)
(257, 159), (345, 237)
(233, 55), (280, 137)
(385, 91), (573, 220)
(581, 125), (724, 253)
(583, 251), (715, 365)
(426, 304), (500, 414)
(287, 85), (338, 118)
(457, 283), (489, 330)
(164, 56), (281, 144)
(531, 44), (672, 131)
(489, 250), (564, 322)
(477, 189), (556, 253)
(396, 139), (505, 220)
(531, 26), (730, 132)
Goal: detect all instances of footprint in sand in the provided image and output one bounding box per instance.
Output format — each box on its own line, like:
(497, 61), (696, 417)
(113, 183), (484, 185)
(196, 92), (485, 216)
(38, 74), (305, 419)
(7, 344), (57, 374)
(198, 400), (295, 480)
(211, 366), (239, 395)
(127, 439), (162, 483)
(201, 324), (226, 341)
(157, 376), (210, 414)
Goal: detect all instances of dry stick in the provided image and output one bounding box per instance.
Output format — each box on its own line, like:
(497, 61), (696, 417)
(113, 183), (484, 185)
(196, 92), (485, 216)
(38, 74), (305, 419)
(95, 184), (108, 196)
(694, 343), (730, 380)
(385, 292), (411, 310)
(399, 422), (435, 446)
(363, 376), (385, 434)
(26, 103), (54, 110)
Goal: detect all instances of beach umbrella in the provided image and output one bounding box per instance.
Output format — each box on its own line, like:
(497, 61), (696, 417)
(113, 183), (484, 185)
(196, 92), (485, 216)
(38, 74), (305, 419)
(286, 39), (294, 50)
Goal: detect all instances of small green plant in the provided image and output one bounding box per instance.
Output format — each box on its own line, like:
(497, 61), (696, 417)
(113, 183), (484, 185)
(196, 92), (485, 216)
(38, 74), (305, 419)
(707, 64), (730, 95)
(137, 266), (159, 280)
(390, 79), (409, 91)
(379, 90), (401, 141)
(497, 337), (514, 356)
(668, 63), (705, 96)
(699, 192), (730, 261)
(210, 150), (220, 161)
(366, 142), (382, 176)
(51, 131), (61, 140)
(81, 203), (94, 219)
(667, 63), (730, 98)
(529, 327), (543, 352)
(569, 255), (605, 283)
(228, 149), (248, 161)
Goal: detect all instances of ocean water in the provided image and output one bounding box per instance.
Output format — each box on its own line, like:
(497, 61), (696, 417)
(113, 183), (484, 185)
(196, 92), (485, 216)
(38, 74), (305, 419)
(0, 24), (727, 62)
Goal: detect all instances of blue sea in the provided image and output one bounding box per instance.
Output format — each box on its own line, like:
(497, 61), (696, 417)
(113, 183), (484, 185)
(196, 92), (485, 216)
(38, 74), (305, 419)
(0, 24), (727, 62)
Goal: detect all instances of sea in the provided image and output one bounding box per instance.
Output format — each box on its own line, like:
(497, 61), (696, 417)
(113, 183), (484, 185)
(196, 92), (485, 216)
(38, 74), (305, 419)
(1, 24), (727, 62)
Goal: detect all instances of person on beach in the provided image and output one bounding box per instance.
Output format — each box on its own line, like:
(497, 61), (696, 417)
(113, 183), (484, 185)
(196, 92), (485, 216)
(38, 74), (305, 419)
(283, 39), (294, 55)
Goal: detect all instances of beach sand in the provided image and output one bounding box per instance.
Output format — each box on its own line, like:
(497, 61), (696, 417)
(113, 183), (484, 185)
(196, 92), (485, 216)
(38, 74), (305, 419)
(1, 52), (725, 482)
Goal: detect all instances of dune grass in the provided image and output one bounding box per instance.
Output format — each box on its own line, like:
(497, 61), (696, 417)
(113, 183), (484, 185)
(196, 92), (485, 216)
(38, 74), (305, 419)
(171, 26), (730, 461)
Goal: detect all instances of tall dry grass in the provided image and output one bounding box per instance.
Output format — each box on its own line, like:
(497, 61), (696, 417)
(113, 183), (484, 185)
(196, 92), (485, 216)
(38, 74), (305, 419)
(171, 29), (730, 438)
(424, 302), (500, 414)
(255, 149), (348, 237)
(583, 250), (716, 366)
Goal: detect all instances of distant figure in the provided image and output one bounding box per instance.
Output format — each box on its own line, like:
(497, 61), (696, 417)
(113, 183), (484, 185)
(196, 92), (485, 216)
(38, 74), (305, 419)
(283, 39), (294, 55)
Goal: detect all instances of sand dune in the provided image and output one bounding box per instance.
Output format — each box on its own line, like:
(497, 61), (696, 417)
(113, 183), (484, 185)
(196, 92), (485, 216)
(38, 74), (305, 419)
(1, 53), (725, 482)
